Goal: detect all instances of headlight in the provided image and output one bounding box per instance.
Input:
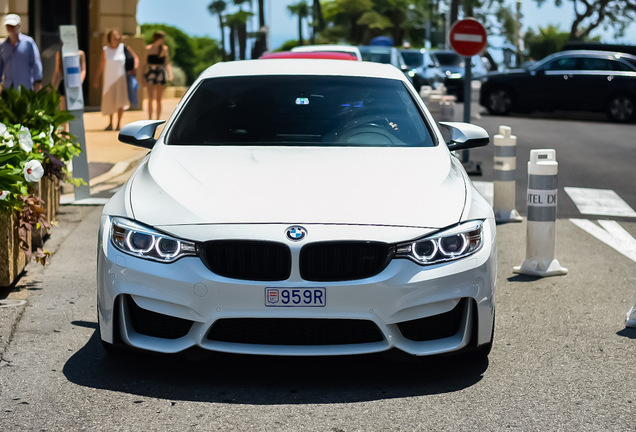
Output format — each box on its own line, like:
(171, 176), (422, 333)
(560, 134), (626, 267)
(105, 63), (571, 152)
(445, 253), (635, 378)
(395, 220), (484, 265)
(110, 217), (197, 263)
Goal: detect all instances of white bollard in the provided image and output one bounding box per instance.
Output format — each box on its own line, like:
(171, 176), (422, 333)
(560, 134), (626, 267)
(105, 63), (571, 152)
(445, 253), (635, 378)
(419, 85), (433, 104)
(513, 149), (568, 277)
(493, 125), (522, 223)
(427, 94), (443, 121)
(440, 96), (455, 121)
(627, 289), (636, 327)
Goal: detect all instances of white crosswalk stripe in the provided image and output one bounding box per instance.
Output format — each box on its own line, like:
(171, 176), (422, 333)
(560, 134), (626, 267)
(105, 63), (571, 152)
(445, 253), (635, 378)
(564, 187), (636, 217)
(470, 182), (636, 219)
(570, 219), (636, 263)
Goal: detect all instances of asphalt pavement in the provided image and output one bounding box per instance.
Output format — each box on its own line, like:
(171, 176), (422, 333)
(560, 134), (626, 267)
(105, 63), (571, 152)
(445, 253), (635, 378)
(0, 96), (635, 430)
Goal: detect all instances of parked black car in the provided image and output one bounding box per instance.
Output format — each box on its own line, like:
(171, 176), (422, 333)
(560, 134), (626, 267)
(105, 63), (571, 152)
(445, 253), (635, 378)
(480, 50), (636, 122)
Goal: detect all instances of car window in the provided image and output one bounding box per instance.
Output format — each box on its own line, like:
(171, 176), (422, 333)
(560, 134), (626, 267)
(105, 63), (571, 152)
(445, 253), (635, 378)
(401, 52), (424, 68)
(360, 48), (392, 64)
(166, 75), (435, 147)
(580, 57), (633, 72)
(433, 52), (462, 67)
(543, 57), (579, 71)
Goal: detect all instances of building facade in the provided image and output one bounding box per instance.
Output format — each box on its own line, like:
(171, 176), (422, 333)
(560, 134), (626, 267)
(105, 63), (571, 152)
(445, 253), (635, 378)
(1, 0), (141, 106)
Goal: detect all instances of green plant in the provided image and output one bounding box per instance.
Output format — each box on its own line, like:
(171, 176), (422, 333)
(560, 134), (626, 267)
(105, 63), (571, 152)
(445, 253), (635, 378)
(0, 85), (81, 264)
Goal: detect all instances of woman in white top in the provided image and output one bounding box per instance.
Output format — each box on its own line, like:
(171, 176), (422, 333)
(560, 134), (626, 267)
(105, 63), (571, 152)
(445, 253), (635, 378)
(93, 28), (137, 131)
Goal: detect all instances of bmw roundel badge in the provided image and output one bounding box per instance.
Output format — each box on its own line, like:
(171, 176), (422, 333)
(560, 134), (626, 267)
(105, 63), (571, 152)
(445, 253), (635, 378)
(286, 226), (307, 241)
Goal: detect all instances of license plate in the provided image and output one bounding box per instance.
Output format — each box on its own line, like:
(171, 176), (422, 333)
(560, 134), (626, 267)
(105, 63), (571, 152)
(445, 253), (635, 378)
(265, 287), (326, 307)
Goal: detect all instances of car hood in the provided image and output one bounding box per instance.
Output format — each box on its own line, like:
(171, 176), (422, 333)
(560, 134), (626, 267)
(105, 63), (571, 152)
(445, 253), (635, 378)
(129, 144), (467, 228)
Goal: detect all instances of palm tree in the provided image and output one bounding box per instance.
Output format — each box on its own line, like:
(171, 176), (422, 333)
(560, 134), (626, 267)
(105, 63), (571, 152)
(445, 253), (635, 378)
(208, 0), (227, 59)
(287, 1), (311, 45)
(253, 0), (268, 57)
(225, 10), (254, 60)
(311, 0), (324, 44)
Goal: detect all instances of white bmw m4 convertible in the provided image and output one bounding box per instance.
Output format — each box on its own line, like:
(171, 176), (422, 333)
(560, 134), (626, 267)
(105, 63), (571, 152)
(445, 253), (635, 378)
(97, 59), (496, 359)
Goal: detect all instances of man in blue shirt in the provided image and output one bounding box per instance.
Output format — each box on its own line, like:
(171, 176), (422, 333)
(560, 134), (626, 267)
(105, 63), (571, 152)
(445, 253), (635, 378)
(0, 14), (43, 91)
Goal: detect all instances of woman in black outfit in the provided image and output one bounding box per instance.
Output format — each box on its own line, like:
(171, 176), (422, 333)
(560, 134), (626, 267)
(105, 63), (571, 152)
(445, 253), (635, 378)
(144, 31), (173, 120)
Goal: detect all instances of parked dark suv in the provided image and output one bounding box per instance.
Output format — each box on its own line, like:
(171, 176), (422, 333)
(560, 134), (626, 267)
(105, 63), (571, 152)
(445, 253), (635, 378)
(479, 50), (636, 122)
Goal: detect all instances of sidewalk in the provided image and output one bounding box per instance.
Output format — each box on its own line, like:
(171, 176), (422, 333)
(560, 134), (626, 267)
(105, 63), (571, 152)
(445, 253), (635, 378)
(62, 97), (182, 201)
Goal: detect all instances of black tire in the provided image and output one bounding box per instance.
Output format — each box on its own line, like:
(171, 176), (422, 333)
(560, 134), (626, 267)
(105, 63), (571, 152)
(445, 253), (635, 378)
(607, 94), (635, 123)
(485, 87), (514, 115)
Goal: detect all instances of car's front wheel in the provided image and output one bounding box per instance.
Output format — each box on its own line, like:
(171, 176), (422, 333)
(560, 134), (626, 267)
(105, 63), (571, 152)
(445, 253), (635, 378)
(485, 87), (514, 115)
(607, 94), (635, 122)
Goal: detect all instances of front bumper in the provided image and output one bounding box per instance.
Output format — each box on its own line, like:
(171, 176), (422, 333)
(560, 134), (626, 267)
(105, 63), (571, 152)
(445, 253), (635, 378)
(97, 219), (496, 357)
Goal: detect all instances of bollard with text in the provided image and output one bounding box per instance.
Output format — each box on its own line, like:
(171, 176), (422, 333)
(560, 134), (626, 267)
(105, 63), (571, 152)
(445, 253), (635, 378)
(514, 149), (567, 277)
(493, 125), (522, 223)
(60, 25), (90, 201)
(449, 18), (487, 175)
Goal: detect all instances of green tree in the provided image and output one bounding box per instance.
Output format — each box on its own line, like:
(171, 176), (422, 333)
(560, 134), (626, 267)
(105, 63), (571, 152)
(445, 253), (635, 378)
(288, 1), (311, 45)
(322, 0), (374, 44)
(208, 0), (228, 59)
(192, 37), (225, 76)
(523, 25), (571, 60)
(535, 0), (636, 40)
(141, 24), (222, 84)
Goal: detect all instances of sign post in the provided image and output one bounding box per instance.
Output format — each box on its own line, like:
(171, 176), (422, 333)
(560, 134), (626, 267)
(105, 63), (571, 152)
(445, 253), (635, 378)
(60, 25), (90, 201)
(449, 18), (487, 174)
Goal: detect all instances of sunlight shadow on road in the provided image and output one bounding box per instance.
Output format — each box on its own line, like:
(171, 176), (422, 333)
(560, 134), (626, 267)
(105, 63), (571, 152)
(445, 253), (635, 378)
(63, 331), (488, 405)
(616, 327), (636, 340)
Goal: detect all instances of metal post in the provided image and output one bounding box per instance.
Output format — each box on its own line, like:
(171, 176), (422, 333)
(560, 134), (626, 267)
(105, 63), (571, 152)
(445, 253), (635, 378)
(68, 112), (90, 200)
(60, 25), (90, 201)
(462, 57), (472, 167)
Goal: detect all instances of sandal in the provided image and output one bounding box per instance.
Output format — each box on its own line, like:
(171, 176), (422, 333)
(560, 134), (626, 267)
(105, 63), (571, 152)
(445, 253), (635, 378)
(104, 125), (113, 131)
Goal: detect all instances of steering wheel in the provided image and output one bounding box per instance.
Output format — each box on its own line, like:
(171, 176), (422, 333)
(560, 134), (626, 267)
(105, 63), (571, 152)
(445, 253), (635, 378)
(324, 114), (406, 146)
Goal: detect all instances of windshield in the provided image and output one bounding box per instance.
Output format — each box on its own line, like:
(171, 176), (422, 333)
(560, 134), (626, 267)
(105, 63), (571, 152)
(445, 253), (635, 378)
(166, 75), (435, 147)
(359, 48), (392, 64)
(401, 52), (424, 67)
(433, 52), (463, 67)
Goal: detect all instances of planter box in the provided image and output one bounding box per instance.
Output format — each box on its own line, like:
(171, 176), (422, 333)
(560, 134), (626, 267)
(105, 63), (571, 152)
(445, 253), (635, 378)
(31, 176), (60, 250)
(0, 212), (31, 287)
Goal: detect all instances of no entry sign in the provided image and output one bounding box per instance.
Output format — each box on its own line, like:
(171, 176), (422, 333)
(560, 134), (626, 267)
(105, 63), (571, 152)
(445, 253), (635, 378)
(449, 18), (487, 57)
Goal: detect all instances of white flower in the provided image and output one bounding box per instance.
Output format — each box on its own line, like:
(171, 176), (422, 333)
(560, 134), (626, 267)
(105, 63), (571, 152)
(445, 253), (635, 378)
(18, 126), (33, 152)
(0, 122), (6, 135)
(0, 190), (9, 200)
(23, 160), (44, 182)
(4, 132), (14, 148)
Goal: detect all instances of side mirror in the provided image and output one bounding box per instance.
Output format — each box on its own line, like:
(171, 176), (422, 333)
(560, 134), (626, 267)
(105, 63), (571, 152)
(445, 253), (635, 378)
(439, 121), (489, 151)
(118, 120), (166, 149)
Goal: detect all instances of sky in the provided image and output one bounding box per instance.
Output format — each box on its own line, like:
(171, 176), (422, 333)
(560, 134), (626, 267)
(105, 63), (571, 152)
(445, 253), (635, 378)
(137, 0), (636, 56)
